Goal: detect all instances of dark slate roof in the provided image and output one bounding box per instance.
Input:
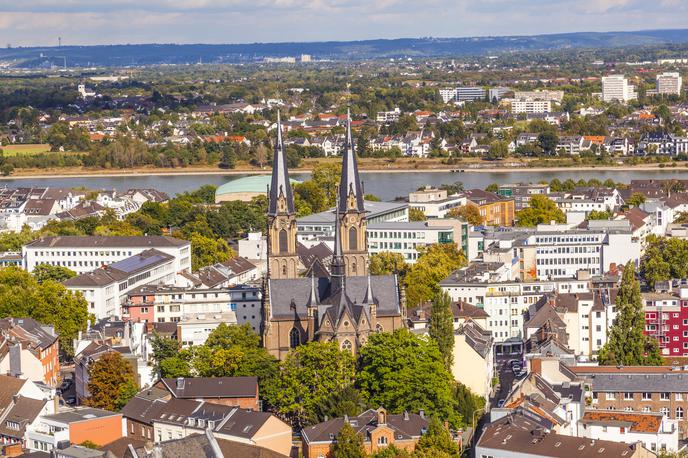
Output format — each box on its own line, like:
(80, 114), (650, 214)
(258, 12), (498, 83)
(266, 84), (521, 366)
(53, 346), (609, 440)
(160, 377), (257, 399)
(0, 317), (58, 351)
(268, 275), (400, 320)
(574, 369), (688, 392)
(302, 409), (428, 445)
(215, 408), (274, 439)
(477, 413), (643, 458)
(26, 235), (189, 248)
(127, 433), (286, 458)
(64, 249), (174, 287)
(121, 388), (169, 426)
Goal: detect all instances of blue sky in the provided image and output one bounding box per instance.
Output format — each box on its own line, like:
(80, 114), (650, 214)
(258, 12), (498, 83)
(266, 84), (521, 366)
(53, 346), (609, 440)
(0, 0), (686, 46)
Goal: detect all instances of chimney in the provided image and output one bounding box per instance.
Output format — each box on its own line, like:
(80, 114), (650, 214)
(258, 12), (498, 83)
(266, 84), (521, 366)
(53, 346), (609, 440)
(176, 377), (185, 390)
(419, 410), (425, 419)
(403, 411), (409, 421)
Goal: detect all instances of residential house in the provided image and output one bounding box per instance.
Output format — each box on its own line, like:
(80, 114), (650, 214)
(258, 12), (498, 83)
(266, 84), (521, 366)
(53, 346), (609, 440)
(579, 411), (679, 453)
(0, 318), (60, 386)
(301, 408), (430, 458)
(464, 189), (515, 226)
(153, 377), (259, 410)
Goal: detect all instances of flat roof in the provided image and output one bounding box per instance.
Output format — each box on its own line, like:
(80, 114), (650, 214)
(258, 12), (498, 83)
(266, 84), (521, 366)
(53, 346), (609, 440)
(42, 407), (120, 424)
(298, 200), (407, 224)
(368, 222), (452, 231)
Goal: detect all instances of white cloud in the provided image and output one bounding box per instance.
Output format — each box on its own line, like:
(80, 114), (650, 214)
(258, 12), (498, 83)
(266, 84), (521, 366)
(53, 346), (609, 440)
(0, 0), (684, 46)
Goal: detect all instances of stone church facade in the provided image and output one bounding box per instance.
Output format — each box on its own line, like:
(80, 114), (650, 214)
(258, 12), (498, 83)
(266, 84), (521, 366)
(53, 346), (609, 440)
(262, 111), (406, 360)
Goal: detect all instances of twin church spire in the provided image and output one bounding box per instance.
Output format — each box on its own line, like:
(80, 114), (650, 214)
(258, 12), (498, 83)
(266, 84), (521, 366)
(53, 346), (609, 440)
(267, 109), (367, 279)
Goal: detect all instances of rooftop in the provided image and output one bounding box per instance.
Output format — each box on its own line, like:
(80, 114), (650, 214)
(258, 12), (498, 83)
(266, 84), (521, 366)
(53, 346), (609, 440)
(26, 235), (189, 249)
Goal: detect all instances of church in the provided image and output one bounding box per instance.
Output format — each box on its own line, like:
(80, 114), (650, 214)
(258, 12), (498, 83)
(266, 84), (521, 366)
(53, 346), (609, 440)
(262, 111), (406, 359)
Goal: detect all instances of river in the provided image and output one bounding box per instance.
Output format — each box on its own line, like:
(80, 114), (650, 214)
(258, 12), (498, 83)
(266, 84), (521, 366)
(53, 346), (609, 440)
(3, 169), (688, 201)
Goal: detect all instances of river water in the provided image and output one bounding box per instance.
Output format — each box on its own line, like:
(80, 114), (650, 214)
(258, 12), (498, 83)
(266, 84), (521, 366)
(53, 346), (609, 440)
(3, 169), (688, 200)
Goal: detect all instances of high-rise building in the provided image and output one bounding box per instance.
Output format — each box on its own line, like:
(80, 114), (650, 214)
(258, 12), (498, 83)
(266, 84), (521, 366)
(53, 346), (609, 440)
(601, 75), (637, 102)
(656, 72), (683, 95)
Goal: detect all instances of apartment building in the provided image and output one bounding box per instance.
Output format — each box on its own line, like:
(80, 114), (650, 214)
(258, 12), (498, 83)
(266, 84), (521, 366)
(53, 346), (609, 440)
(464, 189), (515, 226)
(408, 186), (466, 218)
(497, 183), (550, 210)
(375, 108), (401, 123)
(177, 312), (238, 347)
(513, 90), (565, 102)
(64, 249), (178, 319)
(656, 72), (683, 95)
(579, 411), (679, 453)
(456, 86), (486, 101)
(572, 366), (688, 439)
(642, 287), (688, 357)
(602, 75), (637, 102)
(507, 98), (552, 114)
(23, 235), (191, 274)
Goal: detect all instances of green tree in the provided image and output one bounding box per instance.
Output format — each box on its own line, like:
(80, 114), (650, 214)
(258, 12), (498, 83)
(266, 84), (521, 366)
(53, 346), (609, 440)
(429, 290), (455, 370)
(516, 195), (565, 227)
(189, 232), (235, 270)
(369, 252), (409, 278)
(485, 183), (499, 193)
(331, 423), (365, 458)
(627, 192), (646, 208)
(159, 356), (192, 378)
(413, 417), (460, 457)
(357, 329), (461, 427)
(86, 352), (138, 411)
(264, 341), (356, 427)
(372, 445), (411, 458)
(405, 244), (466, 308)
(150, 332), (180, 376)
(32, 264), (76, 284)
(0, 268), (90, 358)
(641, 236), (688, 287)
(409, 208), (427, 222)
(598, 262), (662, 366)
(314, 386), (367, 423)
(537, 131), (559, 154)
(587, 209), (613, 220)
(311, 162), (341, 207)
(448, 205), (482, 226)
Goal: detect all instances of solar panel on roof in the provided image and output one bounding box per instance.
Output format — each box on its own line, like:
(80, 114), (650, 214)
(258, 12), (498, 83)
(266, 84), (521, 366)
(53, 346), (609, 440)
(109, 252), (168, 273)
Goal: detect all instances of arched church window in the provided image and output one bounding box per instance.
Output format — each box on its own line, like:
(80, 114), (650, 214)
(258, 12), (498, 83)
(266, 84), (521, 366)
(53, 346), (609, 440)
(282, 264), (287, 277)
(349, 227), (358, 251)
(351, 261), (357, 274)
(289, 328), (300, 348)
(341, 339), (353, 352)
(279, 229), (289, 254)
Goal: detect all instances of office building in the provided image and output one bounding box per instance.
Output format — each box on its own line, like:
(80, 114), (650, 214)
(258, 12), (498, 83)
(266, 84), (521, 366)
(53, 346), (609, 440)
(602, 75), (637, 102)
(408, 186), (466, 218)
(23, 235), (191, 275)
(656, 72), (683, 95)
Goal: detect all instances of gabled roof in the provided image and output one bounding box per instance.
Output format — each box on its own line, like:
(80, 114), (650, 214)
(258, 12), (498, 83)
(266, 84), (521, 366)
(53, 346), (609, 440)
(302, 409), (428, 445)
(0, 396), (47, 439)
(160, 376), (257, 399)
(580, 411), (663, 434)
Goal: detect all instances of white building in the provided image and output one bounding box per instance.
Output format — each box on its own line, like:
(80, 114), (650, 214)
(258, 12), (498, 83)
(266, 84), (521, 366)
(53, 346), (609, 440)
(656, 72), (683, 95)
(375, 108), (401, 123)
(602, 75), (637, 102)
(23, 235), (191, 275)
(579, 411), (679, 453)
(64, 249), (178, 319)
(408, 186), (467, 219)
(507, 98), (552, 114)
(177, 312), (237, 347)
(367, 221), (463, 263)
(439, 88), (458, 103)
(513, 90), (564, 102)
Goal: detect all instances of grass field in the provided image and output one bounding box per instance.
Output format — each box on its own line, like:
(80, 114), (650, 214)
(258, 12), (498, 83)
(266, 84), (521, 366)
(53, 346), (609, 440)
(1, 144), (52, 156)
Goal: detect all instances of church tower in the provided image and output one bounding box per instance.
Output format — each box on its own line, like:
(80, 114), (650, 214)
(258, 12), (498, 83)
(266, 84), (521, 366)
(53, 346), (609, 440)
(267, 111), (299, 279)
(338, 109), (368, 277)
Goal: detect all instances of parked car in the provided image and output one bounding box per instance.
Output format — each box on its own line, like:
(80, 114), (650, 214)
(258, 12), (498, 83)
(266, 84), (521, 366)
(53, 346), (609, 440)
(64, 395), (76, 405)
(511, 364), (522, 375)
(59, 379), (73, 392)
(497, 399), (505, 408)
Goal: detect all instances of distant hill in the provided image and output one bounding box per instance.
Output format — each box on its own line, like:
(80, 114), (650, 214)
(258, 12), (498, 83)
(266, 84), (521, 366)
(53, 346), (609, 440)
(2, 29), (688, 68)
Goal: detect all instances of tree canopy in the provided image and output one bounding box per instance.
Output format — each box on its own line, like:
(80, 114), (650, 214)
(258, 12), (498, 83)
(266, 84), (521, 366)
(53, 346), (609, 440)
(405, 244), (466, 308)
(515, 195), (566, 227)
(598, 262), (662, 366)
(86, 352), (138, 411)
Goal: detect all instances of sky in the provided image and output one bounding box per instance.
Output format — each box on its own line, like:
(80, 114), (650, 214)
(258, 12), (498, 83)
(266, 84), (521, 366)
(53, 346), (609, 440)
(0, 0), (687, 47)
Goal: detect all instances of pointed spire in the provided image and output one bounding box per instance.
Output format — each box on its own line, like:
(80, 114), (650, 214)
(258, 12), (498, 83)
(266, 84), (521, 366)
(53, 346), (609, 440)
(363, 270), (375, 305)
(268, 110), (294, 216)
(339, 108), (365, 213)
(331, 187), (346, 293)
(306, 270), (319, 307)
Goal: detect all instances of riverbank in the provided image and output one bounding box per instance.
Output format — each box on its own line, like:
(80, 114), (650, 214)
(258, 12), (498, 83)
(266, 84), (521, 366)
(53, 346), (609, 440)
(3, 161), (688, 180)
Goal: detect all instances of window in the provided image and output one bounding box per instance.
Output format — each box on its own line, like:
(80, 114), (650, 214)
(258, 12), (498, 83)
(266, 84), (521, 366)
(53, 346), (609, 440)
(377, 436), (388, 446)
(642, 392), (652, 400)
(661, 392), (671, 401)
(349, 227), (358, 251)
(677, 407), (684, 420)
(606, 393), (616, 400)
(661, 407), (670, 417)
(279, 229), (289, 254)
(341, 340), (353, 352)
(624, 392), (633, 400)
(677, 393), (683, 401)
(289, 328), (300, 349)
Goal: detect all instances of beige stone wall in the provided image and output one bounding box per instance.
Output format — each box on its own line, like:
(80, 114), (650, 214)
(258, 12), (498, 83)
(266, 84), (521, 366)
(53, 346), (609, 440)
(252, 416), (293, 456)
